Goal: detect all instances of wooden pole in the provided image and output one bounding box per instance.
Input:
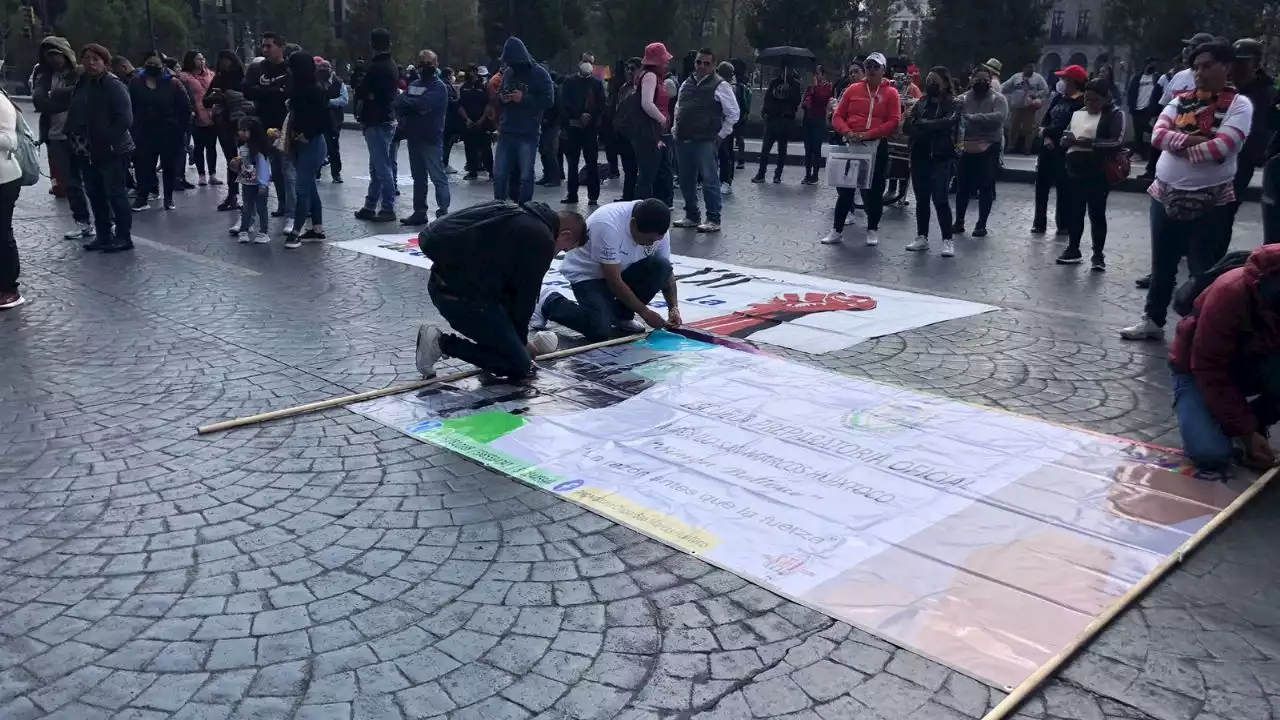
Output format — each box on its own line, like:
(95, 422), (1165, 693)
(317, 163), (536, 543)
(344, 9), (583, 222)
(196, 333), (647, 435)
(982, 466), (1279, 720)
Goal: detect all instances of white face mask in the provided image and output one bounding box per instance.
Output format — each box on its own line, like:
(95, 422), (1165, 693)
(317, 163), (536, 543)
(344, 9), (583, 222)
(579, 62), (592, 76)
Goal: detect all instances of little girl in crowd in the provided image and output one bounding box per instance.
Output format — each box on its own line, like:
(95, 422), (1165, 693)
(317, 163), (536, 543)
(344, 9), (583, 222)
(228, 117), (275, 243)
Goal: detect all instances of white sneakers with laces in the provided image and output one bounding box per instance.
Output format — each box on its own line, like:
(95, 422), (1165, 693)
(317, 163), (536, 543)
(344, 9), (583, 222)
(415, 325), (443, 378)
(1120, 316), (1165, 341)
(820, 229), (844, 245)
(865, 230), (879, 246)
(530, 286), (563, 330)
(940, 239), (955, 257)
(906, 236), (929, 252)
(528, 330), (559, 356)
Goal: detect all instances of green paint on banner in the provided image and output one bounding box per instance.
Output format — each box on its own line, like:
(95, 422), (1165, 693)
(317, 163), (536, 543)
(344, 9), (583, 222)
(441, 411), (526, 443)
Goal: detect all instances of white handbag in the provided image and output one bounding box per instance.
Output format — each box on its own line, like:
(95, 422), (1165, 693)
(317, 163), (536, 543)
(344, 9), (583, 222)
(825, 85), (880, 189)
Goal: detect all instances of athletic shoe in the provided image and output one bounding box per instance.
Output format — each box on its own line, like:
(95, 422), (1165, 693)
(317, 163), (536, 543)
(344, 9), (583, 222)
(528, 330), (559, 356)
(400, 214), (428, 226)
(751, 174), (765, 184)
(865, 230), (879, 246)
(252, 232), (271, 244)
(1030, 224), (1046, 235)
(1119, 316), (1165, 341)
(1091, 256), (1106, 272)
(64, 223), (94, 240)
(560, 196), (579, 205)
(283, 236), (302, 249)
(720, 182), (731, 195)
(415, 324), (443, 377)
(1056, 249), (1083, 264)
(906, 236), (929, 252)
(940, 239), (955, 257)
(820, 229), (844, 245)
(1135, 274), (1152, 289)
(952, 221), (966, 234)
(696, 222), (721, 233)
(614, 318), (645, 333)
(237, 232), (251, 244)
(131, 197), (149, 212)
(0, 291), (26, 310)
(209, 177), (224, 186)
(217, 198), (240, 211)
(229, 224), (245, 236)
(300, 229), (326, 241)
(373, 211), (397, 223)
(198, 174), (208, 186)
(673, 218), (699, 228)
(971, 226), (988, 238)
(530, 286), (562, 330)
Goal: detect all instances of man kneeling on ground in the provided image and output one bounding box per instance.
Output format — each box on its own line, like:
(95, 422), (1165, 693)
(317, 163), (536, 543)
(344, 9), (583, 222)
(532, 198), (683, 340)
(415, 200), (587, 379)
(1170, 244), (1280, 471)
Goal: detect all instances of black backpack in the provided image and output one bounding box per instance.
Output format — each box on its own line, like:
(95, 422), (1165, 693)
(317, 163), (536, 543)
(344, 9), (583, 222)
(1173, 250), (1252, 317)
(418, 200), (528, 258)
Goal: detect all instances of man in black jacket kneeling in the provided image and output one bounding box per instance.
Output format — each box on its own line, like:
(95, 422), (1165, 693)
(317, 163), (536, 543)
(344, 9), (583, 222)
(415, 201), (588, 380)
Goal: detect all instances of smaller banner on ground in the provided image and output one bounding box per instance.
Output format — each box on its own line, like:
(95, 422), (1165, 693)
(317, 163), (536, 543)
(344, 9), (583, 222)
(332, 233), (996, 354)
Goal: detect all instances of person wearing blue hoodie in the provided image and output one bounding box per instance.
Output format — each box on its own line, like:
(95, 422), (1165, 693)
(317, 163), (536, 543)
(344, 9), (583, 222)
(396, 50), (451, 225)
(493, 37), (555, 203)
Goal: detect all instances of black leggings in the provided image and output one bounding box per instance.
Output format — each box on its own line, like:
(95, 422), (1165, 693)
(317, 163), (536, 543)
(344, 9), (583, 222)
(216, 128), (239, 198)
(912, 158), (954, 240)
(192, 125), (219, 176)
(832, 141), (890, 232)
(955, 145), (1000, 227)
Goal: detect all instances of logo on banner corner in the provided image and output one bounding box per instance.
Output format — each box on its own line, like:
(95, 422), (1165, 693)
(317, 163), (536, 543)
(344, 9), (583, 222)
(407, 420), (444, 434)
(844, 399), (937, 433)
(552, 479), (585, 493)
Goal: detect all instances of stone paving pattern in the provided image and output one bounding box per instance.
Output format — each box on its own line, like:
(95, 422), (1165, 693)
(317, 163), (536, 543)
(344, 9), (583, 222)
(0, 124), (1277, 719)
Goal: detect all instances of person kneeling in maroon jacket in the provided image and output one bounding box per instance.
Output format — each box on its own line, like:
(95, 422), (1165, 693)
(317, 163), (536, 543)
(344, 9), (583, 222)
(1170, 244), (1280, 471)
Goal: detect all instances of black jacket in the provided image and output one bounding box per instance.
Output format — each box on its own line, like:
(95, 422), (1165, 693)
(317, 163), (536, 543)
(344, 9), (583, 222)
(1040, 92), (1085, 145)
(243, 58), (290, 130)
(65, 72), (134, 157)
(1238, 71), (1276, 170)
(762, 78), (802, 120)
(289, 85), (334, 142)
(559, 74), (606, 129)
(356, 52), (399, 126)
(129, 70), (192, 144)
(422, 201), (558, 340)
(905, 96), (960, 161)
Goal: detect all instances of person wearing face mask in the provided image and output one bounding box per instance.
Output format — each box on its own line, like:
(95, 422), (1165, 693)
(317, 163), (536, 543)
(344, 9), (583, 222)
(559, 56), (606, 206)
(952, 66), (1008, 237)
(904, 66), (961, 257)
(492, 36), (556, 203)
(1127, 58), (1163, 161)
(65, 44), (135, 253)
(395, 50), (451, 225)
(128, 53), (192, 212)
(823, 52), (901, 246)
(1032, 65), (1087, 236)
(459, 67), (493, 179)
(1056, 79), (1125, 269)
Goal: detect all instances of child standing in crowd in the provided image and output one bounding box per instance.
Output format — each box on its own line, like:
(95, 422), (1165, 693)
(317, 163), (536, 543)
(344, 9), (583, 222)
(228, 117), (274, 244)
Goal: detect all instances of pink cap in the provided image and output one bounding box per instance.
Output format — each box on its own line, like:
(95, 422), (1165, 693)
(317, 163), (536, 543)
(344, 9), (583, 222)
(643, 42), (673, 67)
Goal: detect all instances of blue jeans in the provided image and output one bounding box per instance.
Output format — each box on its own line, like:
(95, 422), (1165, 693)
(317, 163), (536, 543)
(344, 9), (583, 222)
(429, 277), (532, 379)
(363, 124), (397, 212)
(1172, 371), (1235, 470)
(493, 133), (538, 203)
(238, 184), (269, 233)
(293, 135), (327, 228)
(408, 139), (451, 217)
(542, 256), (673, 342)
(676, 140), (722, 224)
(1144, 199), (1234, 326)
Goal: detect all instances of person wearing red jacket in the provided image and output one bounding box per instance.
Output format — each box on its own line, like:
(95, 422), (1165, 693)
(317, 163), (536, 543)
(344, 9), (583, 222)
(800, 66), (834, 185)
(1169, 244), (1280, 471)
(821, 52), (901, 246)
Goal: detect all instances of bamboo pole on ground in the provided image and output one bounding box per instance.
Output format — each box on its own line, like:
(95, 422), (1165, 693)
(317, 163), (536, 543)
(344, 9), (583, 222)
(196, 333), (648, 435)
(982, 465), (1279, 720)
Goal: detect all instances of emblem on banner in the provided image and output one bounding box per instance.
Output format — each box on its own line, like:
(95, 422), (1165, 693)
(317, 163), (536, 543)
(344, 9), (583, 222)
(689, 292), (877, 340)
(844, 400), (937, 433)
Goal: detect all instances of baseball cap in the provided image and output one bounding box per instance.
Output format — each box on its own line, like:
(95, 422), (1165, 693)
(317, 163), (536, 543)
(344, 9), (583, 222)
(1181, 32), (1215, 46)
(1055, 64), (1088, 85)
(865, 52), (888, 68)
(1233, 38), (1264, 60)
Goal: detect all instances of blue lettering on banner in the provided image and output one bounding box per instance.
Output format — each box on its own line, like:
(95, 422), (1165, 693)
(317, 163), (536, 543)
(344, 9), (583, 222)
(407, 420), (443, 434)
(687, 294), (728, 307)
(553, 479), (585, 493)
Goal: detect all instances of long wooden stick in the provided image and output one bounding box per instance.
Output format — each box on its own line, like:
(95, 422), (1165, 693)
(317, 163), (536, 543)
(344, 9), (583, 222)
(982, 465), (1279, 719)
(196, 333), (647, 435)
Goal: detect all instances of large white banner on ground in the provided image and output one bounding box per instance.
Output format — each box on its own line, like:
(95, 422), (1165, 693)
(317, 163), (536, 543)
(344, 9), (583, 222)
(350, 331), (1254, 690)
(332, 233), (996, 354)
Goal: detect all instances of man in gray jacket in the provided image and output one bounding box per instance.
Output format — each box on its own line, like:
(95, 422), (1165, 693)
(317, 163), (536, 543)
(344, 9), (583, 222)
(1001, 62), (1048, 154)
(954, 66), (1008, 237)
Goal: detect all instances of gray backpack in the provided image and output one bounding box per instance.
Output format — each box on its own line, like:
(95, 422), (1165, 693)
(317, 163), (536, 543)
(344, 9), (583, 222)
(2, 91), (41, 186)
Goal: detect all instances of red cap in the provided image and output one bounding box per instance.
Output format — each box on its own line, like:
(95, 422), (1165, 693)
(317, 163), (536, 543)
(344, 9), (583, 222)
(1055, 64), (1088, 85)
(642, 42), (673, 67)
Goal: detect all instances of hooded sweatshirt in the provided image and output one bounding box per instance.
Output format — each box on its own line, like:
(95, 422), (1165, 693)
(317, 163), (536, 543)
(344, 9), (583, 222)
(130, 67), (192, 143)
(422, 200), (559, 338)
(1170, 244), (1280, 437)
(31, 36), (79, 142)
(498, 37), (555, 138)
(244, 56), (290, 130)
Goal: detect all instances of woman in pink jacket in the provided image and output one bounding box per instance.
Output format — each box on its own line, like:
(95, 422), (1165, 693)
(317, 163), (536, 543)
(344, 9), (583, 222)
(822, 51), (900, 246)
(180, 50), (220, 186)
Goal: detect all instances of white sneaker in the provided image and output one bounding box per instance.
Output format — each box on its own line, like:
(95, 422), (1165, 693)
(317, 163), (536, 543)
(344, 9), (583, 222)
(252, 232), (271, 244)
(528, 330), (559, 356)
(865, 230), (879, 247)
(64, 222), (94, 240)
(820, 229), (844, 245)
(906, 236), (929, 252)
(228, 223), (244, 236)
(530, 286), (563, 330)
(940, 239), (955, 257)
(720, 182), (732, 195)
(614, 318), (645, 333)
(236, 232), (251, 244)
(415, 324), (443, 377)
(1119, 316), (1165, 341)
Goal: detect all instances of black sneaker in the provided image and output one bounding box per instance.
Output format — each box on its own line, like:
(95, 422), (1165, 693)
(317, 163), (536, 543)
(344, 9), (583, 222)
(163, 200), (176, 211)
(131, 197), (149, 212)
(587, 198), (599, 207)
(300, 229), (326, 240)
(952, 221), (966, 234)
(332, 174), (344, 184)
(102, 238), (134, 253)
(1056, 250), (1084, 264)
(373, 211), (397, 223)
(271, 209), (290, 218)
(560, 196), (579, 205)
(354, 207), (377, 221)
(772, 175), (782, 184)
(1091, 256), (1106, 272)
(535, 177), (551, 186)
(751, 174), (766, 184)
(463, 171), (478, 180)
(1030, 224), (1046, 235)
(1135, 274), (1152, 289)
(400, 214), (429, 226)
(735, 162), (745, 170)
(217, 198), (240, 212)
(972, 226), (988, 238)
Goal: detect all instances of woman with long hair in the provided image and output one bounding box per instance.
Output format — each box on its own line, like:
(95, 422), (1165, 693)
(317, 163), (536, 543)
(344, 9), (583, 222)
(204, 50), (250, 211)
(1057, 78), (1125, 269)
(283, 52), (333, 247)
(228, 116), (277, 243)
(179, 50), (219, 186)
(904, 66), (961, 257)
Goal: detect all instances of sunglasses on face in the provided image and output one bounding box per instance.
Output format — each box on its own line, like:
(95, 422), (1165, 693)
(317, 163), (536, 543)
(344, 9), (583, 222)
(864, 62), (882, 70)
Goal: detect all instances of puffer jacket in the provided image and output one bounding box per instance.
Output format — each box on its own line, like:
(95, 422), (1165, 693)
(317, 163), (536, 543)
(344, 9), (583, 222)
(1170, 244), (1280, 437)
(904, 96), (960, 161)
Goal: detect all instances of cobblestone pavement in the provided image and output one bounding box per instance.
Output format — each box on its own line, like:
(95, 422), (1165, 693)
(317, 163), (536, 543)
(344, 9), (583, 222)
(0, 124), (1277, 720)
